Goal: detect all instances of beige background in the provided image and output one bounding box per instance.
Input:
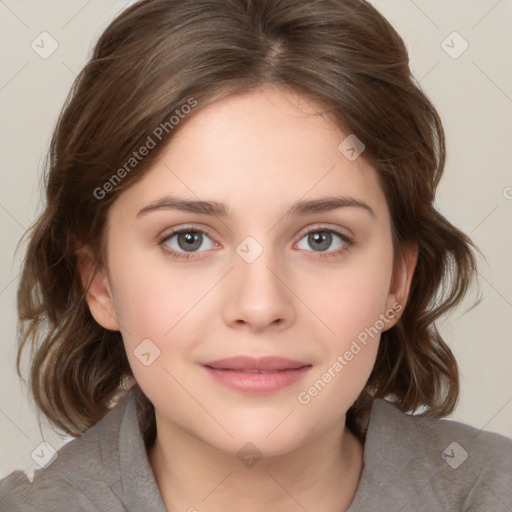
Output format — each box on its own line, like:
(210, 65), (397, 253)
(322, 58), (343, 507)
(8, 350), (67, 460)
(1, 0), (511, 478)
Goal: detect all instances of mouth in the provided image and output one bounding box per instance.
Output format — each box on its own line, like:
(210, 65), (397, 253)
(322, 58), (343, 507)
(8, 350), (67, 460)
(211, 369), (295, 374)
(202, 355), (310, 371)
(201, 356), (312, 393)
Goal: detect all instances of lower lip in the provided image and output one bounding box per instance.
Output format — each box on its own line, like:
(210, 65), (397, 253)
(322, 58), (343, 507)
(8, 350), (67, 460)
(201, 365), (312, 393)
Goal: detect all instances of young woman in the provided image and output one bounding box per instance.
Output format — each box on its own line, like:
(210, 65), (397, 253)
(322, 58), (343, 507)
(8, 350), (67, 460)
(1, 0), (511, 511)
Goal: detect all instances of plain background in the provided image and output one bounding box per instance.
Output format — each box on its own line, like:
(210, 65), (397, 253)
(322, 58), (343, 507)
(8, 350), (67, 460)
(0, 0), (511, 478)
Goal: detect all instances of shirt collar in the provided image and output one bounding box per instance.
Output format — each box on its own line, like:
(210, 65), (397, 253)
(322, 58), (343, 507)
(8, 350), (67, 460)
(347, 397), (450, 510)
(99, 387), (167, 511)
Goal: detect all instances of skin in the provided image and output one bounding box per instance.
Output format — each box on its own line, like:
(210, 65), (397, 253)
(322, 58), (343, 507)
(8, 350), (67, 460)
(78, 85), (418, 512)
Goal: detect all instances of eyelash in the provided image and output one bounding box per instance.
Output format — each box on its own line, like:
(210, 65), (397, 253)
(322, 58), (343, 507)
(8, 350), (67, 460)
(158, 225), (353, 261)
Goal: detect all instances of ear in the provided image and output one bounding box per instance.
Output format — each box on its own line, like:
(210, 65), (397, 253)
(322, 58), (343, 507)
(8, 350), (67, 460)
(384, 242), (418, 329)
(75, 243), (120, 331)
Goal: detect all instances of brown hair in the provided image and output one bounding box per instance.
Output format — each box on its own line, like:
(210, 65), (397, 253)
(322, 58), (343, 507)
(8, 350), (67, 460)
(16, 0), (481, 447)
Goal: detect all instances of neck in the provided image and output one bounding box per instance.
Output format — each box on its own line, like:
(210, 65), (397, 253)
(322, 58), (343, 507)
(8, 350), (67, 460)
(148, 414), (364, 512)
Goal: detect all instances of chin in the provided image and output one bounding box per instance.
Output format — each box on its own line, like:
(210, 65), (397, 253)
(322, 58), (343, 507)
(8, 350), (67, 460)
(200, 421), (309, 461)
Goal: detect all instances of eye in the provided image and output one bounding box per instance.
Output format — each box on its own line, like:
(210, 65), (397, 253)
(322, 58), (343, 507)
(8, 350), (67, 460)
(159, 225), (353, 261)
(159, 227), (217, 260)
(295, 227), (352, 259)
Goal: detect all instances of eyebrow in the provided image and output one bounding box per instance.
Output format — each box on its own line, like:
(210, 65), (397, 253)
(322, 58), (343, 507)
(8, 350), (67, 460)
(136, 195), (376, 219)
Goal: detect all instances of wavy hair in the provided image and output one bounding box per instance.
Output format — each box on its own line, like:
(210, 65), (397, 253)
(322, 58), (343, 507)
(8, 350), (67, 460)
(16, 0), (481, 447)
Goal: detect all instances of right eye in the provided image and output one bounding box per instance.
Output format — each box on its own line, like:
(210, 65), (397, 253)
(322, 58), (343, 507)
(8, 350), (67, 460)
(159, 227), (218, 260)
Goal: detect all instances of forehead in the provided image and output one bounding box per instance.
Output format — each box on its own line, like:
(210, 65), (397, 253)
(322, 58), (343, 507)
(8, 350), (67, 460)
(110, 86), (389, 224)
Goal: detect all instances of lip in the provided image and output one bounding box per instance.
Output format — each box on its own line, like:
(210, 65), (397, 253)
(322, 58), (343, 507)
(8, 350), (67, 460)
(201, 356), (312, 393)
(203, 356), (310, 371)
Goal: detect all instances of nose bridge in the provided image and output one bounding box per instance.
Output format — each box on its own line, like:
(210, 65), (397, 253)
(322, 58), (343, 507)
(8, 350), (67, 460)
(234, 234), (281, 297)
(223, 234), (294, 330)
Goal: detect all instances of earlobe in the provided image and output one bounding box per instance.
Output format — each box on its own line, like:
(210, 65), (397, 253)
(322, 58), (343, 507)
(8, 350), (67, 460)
(75, 244), (120, 332)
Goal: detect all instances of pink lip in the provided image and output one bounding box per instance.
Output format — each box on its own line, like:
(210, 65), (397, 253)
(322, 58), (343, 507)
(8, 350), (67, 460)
(201, 356), (312, 393)
(203, 356), (309, 371)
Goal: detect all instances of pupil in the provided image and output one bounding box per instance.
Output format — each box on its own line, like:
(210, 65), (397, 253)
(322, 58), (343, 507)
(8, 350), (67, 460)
(309, 232), (331, 251)
(179, 232), (201, 251)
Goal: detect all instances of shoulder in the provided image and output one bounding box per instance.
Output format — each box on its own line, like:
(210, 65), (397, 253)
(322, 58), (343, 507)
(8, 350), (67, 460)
(358, 399), (512, 511)
(0, 394), (130, 512)
(373, 398), (512, 464)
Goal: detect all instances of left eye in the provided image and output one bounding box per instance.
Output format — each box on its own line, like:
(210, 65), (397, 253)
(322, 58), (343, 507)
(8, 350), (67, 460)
(296, 229), (350, 253)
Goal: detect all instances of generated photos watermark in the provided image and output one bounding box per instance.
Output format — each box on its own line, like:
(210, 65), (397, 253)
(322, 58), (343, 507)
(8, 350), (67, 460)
(93, 97), (198, 200)
(297, 301), (402, 405)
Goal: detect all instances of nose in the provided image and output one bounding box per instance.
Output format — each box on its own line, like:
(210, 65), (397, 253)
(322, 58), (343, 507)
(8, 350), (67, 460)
(222, 245), (296, 333)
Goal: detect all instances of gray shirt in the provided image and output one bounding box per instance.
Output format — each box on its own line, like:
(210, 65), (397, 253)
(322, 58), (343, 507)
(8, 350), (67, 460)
(1, 388), (511, 511)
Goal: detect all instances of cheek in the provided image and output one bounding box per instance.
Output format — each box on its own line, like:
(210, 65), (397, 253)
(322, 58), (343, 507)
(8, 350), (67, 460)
(293, 241), (394, 406)
(302, 243), (394, 346)
(110, 242), (212, 338)
(108, 250), (216, 383)
(294, 275), (390, 429)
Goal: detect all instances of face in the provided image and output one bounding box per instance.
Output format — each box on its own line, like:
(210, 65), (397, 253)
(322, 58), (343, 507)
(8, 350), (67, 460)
(83, 85), (415, 457)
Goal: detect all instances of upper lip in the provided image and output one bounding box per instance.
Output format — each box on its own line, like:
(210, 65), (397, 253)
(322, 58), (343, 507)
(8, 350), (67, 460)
(202, 356), (311, 371)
